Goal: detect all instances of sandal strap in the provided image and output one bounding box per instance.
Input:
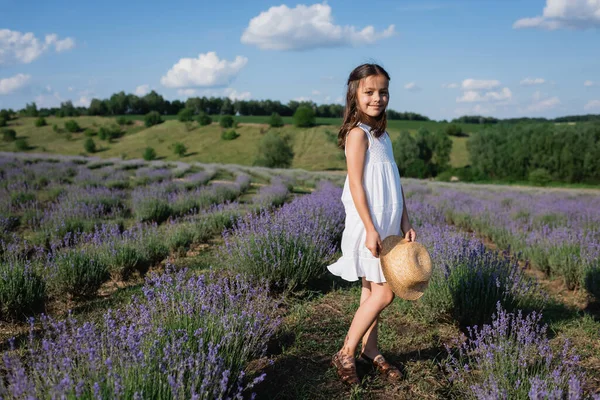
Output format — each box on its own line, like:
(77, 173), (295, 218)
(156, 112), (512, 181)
(332, 352), (360, 384)
(367, 354), (402, 379)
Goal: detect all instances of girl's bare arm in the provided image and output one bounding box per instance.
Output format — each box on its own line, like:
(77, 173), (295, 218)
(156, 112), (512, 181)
(345, 127), (377, 233)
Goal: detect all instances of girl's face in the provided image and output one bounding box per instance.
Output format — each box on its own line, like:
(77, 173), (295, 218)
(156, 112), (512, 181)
(356, 74), (389, 117)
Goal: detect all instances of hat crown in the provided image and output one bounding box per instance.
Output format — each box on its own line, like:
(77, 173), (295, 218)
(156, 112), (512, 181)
(380, 236), (433, 301)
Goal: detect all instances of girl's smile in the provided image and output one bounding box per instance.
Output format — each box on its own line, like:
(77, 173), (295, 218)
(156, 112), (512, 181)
(357, 75), (389, 117)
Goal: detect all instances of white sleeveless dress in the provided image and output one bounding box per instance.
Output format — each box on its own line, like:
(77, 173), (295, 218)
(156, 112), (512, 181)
(327, 122), (404, 283)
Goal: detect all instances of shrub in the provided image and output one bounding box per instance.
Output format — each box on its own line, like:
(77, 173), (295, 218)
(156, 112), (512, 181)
(219, 115), (235, 128)
(14, 138), (29, 151)
(53, 249), (109, 298)
(84, 128), (96, 137)
(529, 168), (552, 186)
(143, 147), (157, 161)
(0, 261), (46, 321)
(269, 112), (284, 128)
(2, 128), (16, 142)
(177, 107), (194, 122)
(0, 117), (6, 127)
(116, 116), (128, 125)
(83, 138), (96, 153)
(172, 142), (187, 156)
(254, 131), (294, 168)
(144, 111), (163, 127)
(52, 124), (60, 133)
(98, 126), (109, 140)
(35, 117), (47, 127)
(196, 112), (212, 126)
(293, 106), (316, 127)
(221, 130), (239, 140)
(64, 119), (81, 133)
(445, 123), (465, 137)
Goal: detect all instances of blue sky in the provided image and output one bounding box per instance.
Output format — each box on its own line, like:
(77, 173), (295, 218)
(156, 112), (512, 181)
(1, 0), (599, 120)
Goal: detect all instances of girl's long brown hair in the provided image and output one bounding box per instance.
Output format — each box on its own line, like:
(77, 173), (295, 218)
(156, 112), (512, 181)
(338, 63), (391, 149)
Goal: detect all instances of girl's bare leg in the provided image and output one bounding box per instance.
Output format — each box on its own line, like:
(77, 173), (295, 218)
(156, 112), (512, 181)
(359, 278), (380, 357)
(340, 280), (394, 357)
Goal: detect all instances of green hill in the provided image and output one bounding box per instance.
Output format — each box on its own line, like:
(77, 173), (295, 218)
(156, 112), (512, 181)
(0, 116), (472, 171)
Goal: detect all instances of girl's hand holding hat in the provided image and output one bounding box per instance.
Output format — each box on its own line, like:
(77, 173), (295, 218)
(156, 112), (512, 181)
(403, 225), (417, 242)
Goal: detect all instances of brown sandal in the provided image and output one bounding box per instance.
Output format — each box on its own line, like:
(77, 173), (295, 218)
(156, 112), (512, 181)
(359, 353), (402, 381)
(331, 351), (360, 386)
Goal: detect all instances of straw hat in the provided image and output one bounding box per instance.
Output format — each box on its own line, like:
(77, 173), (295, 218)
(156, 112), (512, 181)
(380, 236), (433, 301)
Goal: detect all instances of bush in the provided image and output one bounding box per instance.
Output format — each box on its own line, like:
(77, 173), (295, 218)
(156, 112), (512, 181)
(177, 108), (194, 122)
(219, 115), (235, 128)
(133, 198), (172, 223)
(254, 131), (294, 168)
(293, 106), (316, 127)
(142, 147), (157, 161)
(196, 112), (212, 126)
(52, 124), (60, 133)
(116, 116), (130, 125)
(14, 138), (29, 151)
(529, 168), (552, 186)
(445, 123), (465, 137)
(221, 130), (239, 140)
(53, 249), (109, 298)
(64, 119), (81, 133)
(172, 142), (187, 156)
(0, 117), (6, 127)
(2, 128), (16, 142)
(84, 128), (96, 137)
(83, 138), (96, 153)
(35, 117), (47, 127)
(269, 112), (284, 128)
(144, 111), (163, 127)
(98, 125), (121, 141)
(0, 261), (46, 321)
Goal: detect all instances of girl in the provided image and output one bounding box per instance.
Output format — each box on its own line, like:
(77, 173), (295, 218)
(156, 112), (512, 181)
(327, 63), (417, 386)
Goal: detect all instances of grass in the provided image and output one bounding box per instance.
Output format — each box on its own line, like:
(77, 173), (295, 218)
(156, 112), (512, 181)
(0, 116), (473, 170)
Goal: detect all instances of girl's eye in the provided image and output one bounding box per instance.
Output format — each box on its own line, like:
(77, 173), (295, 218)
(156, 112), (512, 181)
(365, 91), (373, 95)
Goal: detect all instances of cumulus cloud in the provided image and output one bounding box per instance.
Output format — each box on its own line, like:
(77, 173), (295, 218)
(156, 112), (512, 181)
(177, 88), (197, 97)
(224, 88), (251, 101)
(135, 84), (150, 96)
(34, 91), (63, 108)
(527, 96), (560, 112)
(0, 73), (31, 95)
(461, 79), (500, 91)
(584, 80), (596, 87)
(161, 52), (248, 88)
(404, 82), (421, 92)
(457, 87), (512, 103)
(0, 29), (75, 65)
(76, 96), (91, 107)
(442, 83), (458, 89)
(513, 0), (600, 30)
(294, 96), (312, 102)
(584, 100), (600, 111)
(520, 77), (545, 86)
(241, 2), (395, 50)
(454, 104), (497, 116)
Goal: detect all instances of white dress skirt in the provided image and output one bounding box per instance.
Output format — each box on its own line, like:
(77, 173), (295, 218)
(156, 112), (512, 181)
(326, 122), (404, 283)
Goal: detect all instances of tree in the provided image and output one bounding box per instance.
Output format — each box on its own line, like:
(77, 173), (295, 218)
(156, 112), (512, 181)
(35, 117), (47, 127)
(392, 131), (427, 178)
(88, 99), (108, 116)
(269, 112), (284, 128)
(0, 118), (6, 127)
(196, 112), (212, 126)
(220, 115), (235, 128)
(172, 142), (187, 156)
(144, 111), (163, 127)
(24, 102), (39, 117)
(177, 108), (194, 122)
(254, 131), (294, 168)
(64, 120), (81, 133)
(293, 106), (316, 127)
(220, 98), (234, 115)
(83, 138), (97, 153)
(143, 147), (157, 161)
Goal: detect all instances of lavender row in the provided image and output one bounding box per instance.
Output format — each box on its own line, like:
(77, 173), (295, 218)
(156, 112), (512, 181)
(1, 268), (281, 399)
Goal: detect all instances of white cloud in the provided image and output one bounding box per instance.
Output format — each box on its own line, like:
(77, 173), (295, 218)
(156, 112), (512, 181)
(34, 91), (63, 108)
(0, 73), (31, 95)
(44, 34), (75, 52)
(584, 80), (596, 87)
(312, 90), (321, 95)
(520, 77), (545, 86)
(584, 100), (600, 111)
(454, 104), (497, 116)
(76, 96), (91, 107)
(0, 29), (75, 65)
(224, 88), (251, 101)
(513, 0), (600, 30)
(404, 82), (421, 92)
(294, 96), (312, 102)
(527, 96), (560, 112)
(135, 84), (150, 96)
(161, 51), (248, 88)
(442, 83), (458, 89)
(241, 3), (395, 50)
(462, 79), (500, 91)
(324, 95), (331, 102)
(457, 87), (512, 103)
(177, 88), (197, 97)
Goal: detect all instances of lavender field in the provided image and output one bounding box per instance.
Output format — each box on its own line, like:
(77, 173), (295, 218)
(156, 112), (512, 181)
(0, 152), (598, 399)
